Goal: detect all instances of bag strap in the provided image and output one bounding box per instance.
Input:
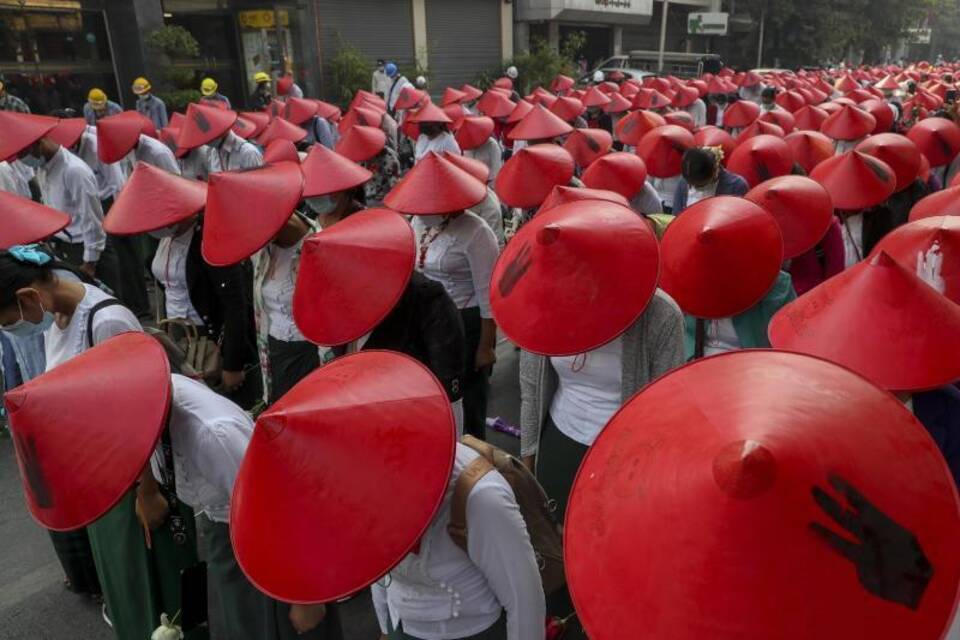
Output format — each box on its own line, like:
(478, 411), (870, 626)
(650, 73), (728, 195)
(447, 445), (495, 553)
(694, 317), (707, 360)
(85, 299), (124, 348)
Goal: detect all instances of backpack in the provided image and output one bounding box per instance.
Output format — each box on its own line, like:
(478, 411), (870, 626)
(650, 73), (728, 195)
(448, 435), (565, 595)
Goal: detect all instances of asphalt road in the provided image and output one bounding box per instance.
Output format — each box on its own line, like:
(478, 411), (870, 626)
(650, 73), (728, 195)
(0, 341), (521, 639)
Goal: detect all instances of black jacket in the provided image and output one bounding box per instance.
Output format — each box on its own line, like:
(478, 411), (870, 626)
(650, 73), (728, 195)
(863, 179), (929, 256)
(364, 272), (466, 400)
(183, 222), (256, 371)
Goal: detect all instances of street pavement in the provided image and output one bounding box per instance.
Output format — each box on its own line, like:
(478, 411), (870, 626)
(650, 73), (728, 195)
(0, 340), (521, 639)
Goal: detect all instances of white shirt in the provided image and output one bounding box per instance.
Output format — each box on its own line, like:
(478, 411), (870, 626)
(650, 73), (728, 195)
(651, 174), (683, 211)
(39, 146), (107, 263)
(549, 336), (624, 446)
(133, 134), (181, 175)
(841, 213), (864, 268)
(372, 68), (392, 98)
(387, 76), (413, 112)
(45, 284), (141, 370)
(465, 138), (503, 184)
(703, 318), (742, 357)
(415, 134), (461, 163)
(76, 127), (126, 200)
(686, 180), (718, 207)
(834, 138), (863, 155)
(217, 130), (263, 171)
(467, 187), (505, 248)
(382, 112), (400, 152)
(685, 98), (707, 127)
(158, 374), (253, 522)
(259, 243), (307, 342)
(715, 104), (726, 128)
(631, 181), (664, 215)
(179, 145), (221, 180)
(9, 159), (35, 198)
(371, 443), (545, 640)
(414, 213), (499, 318)
(152, 227), (204, 324)
(0, 161), (23, 196)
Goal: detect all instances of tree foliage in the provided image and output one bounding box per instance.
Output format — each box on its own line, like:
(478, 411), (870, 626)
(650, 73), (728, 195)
(328, 36), (374, 107)
(475, 32), (586, 93)
(144, 25), (201, 112)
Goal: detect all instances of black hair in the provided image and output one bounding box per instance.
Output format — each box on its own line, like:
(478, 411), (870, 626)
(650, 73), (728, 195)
(420, 122), (448, 136)
(0, 250), (54, 309)
(681, 148), (720, 184)
(761, 87), (776, 100)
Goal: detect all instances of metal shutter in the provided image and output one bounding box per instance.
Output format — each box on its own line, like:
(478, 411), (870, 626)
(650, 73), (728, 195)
(315, 0), (415, 96)
(425, 0), (501, 97)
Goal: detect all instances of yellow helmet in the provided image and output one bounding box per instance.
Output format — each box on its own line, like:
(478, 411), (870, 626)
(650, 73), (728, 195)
(88, 88), (107, 108)
(132, 77), (151, 95)
(254, 71), (271, 84)
(200, 77), (218, 96)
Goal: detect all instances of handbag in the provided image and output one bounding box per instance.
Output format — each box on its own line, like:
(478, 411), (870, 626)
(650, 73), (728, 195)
(159, 318), (223, 387)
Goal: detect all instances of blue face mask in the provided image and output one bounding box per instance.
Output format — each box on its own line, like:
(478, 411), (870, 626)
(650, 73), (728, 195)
(2, 293), (55, 338)
(19, 154), (44, 169)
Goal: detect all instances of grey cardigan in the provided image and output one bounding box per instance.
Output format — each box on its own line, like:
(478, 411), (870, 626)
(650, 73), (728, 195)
(518, 289), (686, 458)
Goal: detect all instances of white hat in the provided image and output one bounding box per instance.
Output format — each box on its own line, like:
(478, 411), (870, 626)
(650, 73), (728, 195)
(593, 70), (605, 83)
(415, 75), (427, 88)
(506, 66), (519, 80)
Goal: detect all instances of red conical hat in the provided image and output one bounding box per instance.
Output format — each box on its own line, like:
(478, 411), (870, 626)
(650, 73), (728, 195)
(759, 108), (795, 134)
(785, 130), (835, 174)
(693, 126), (736, 162)
(582, 86), (612, 108)
(819, 101), (843, 115)
(202, 162), (303, 266)
(96, 111), (146, 163)
(103, 162), (207, 235)
(508, 104), (574, 141)
(0, 112), (57, 159)
(385, 152), (486, 214)
(910, 185), (960, 221)
(350, 90), (386, 111)
(267, 99), (286, 120)
(722, 100), (761, 128)
(632, 88), (672, 110)
(855, 133), (921, 193)
(793, 105), (830, 132)
(301, 144), (372, 198)
(614, 110), (666, 146)
(581, 152), (647, 199)
(566, 349), (960, 640)
(177, 102), (238, 151)
(637, 125), (695, 178)
(4, 333), (171, 531)
(550, 96), (586, 123)
(440, 87), (467, 107)
(293, 209), (415, 346)
(335, 125), (387, 163)
(663, 110), (696, 131)
(256, 116), (307, 146)
(671, 85), (699, 108)
(810, 151), (896, 211)
(660, 196), (783, 318)
(440, 151), (489, 184)
(476, 90), (515, 118)
(536, 185), (630, 216)
(563, 128), (613, 168)
(231, 116), (258, 140)
(311, 100), (341, 121)
(727, 135), (795, 188)
(283, 96), (319, 125)
(550, 74), (576, 93)
(745, 176), (834, 258)
(495, 144), (575, 208)
(460, 84), (483, 101)
(845, 88), (874, 104)
(407, 102), (453, 125)
(0, 191), (70, 248)
(738, 70), (763, 87)
(736, 119), (785, 143)
(858, 99), (895, 134)
(338, 106), (384, 134)
(46, 117), (86, 150)
(834, 75), (859, 92)
(907, 117), (960, 167)
(875, 75), (901, 90)
(454, 115), (494, 151)
(602, 93), (632, 114)
(770, 251), (960, 391)
(262, 139), (300, 164)
(505, 99), (534, 124)
(230, 350), (455, 603)
(820, 104), (876, 141)
(872, 216), (960, 303)
(239, 111), (270, 138)
(490, 200), (659, 356)
(775, 90), (807, 113)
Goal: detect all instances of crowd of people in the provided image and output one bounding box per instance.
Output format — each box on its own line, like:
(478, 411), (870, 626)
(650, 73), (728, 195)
(1, 57), (960, 640)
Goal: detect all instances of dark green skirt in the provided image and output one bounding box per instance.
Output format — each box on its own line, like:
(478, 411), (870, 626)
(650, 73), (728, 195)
(48, 528), (101, 596)
(87, 490), (208, 639)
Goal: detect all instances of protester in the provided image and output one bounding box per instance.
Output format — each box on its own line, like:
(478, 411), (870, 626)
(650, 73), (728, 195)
(132, 77), (168, 130)
(410, 103), (461, 161)
(250, 71), (273, 110)
(200, 77), (231, 109)
(83, 88), (121, 124)
(673, 146), (749, 213)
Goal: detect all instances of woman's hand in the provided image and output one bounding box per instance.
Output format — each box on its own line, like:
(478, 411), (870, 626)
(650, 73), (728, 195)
(221, 369), (245, 392)
(289, 603), (326, 634)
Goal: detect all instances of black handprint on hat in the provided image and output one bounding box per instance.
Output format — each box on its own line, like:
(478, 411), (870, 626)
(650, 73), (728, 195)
(12, 430), (53, 508)
(498, 242), (533, 298)
(810, 474), (932, 610)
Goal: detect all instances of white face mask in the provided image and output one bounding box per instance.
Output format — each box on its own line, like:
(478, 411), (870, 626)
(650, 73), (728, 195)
(306, 196), (337, 216)
(3, 291), (55, 338)
(20, 154), (45, 169)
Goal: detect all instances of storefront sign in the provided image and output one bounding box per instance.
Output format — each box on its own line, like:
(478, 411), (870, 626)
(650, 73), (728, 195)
(688, 12), (729, 36)
(561, 0), (651, 16)
(238, 9), (289, 30)
(907, 27), (932, 44)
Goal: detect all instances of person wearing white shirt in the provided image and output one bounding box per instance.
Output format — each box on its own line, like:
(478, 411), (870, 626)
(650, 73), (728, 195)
(386, 66), (413, 114)
(413, 211), (499, 439)
(840, 211), (865, 268)
(372, 59), (392, 98)
(684, 97), (708, 127)
(0, 159), (28, 196)
(132, 133), (181, 175)
(415, 123), (462, 162)
(465, 137), (504, 184)
(179, 144), (221, 180)
(214, 129), (263, 171)
(468, 187), (506, 248)
(631, 180), (664, 215)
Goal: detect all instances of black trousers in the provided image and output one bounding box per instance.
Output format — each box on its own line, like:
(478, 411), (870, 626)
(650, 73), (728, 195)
(102, 197), (151, 317)
(52, 238), (121, 298)
(460, 307), (490, 440)
(267, 336), (320, 405)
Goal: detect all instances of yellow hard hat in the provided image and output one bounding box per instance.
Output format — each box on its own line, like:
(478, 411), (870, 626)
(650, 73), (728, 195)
(254, 72), (271, 84)
(88, 88), (107, 107)
(132, 77), (151, 95)
(200, 77), (218, 96)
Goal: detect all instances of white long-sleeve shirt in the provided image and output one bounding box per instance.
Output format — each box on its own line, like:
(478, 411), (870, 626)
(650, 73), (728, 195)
(217, 130), (263, 171)
(371, 444), (545, 640)
(133, 134), (181, 175)
(685, 98), (707, 127)
(153, 374), (253, 523)
(465, 138), (503, 185)
(179, 145), (221, 180)
(0, 161), (23, 195)
(75, 127), (126, 200)
(415, 133), (461, 163)
(39, 146), (106, 262)
(467, 187), (505, 248)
